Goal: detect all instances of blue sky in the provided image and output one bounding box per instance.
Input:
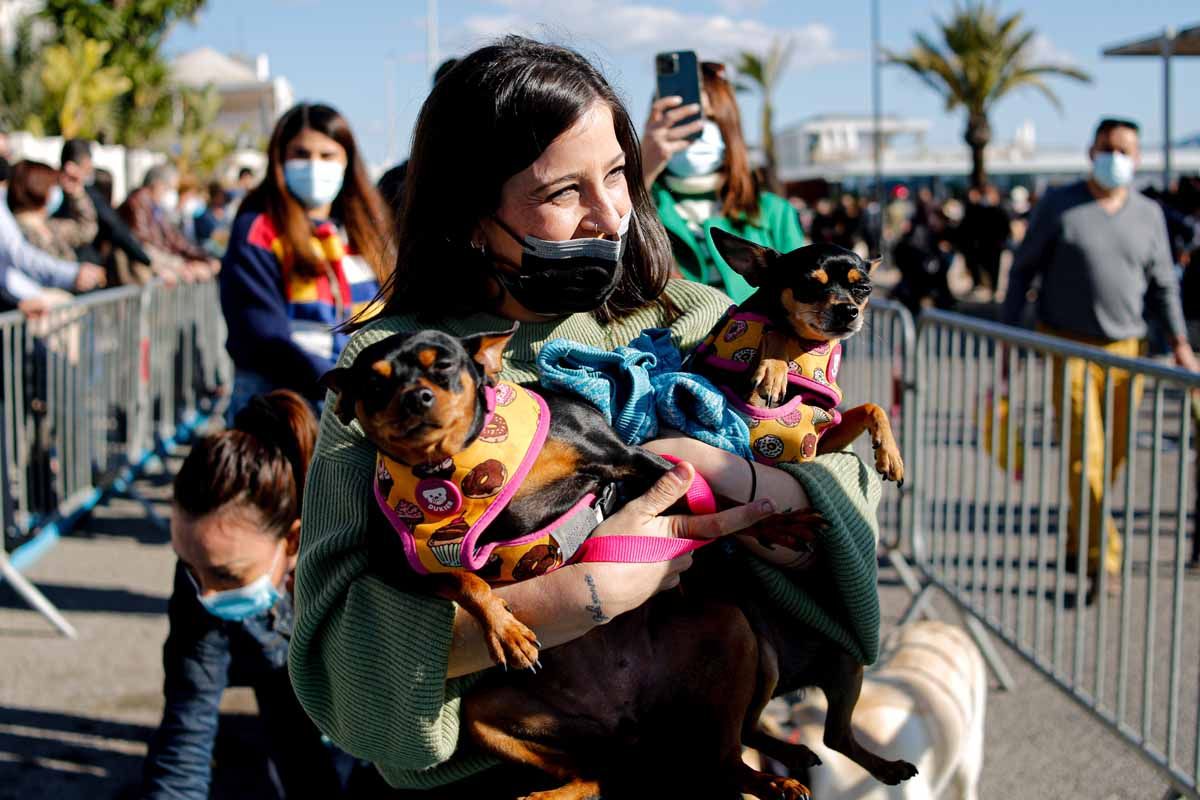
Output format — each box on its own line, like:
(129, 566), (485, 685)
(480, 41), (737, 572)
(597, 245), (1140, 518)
(165, 0), (1200, 168)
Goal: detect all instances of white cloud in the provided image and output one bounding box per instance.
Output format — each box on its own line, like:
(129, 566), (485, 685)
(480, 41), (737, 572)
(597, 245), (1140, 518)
(1025, 33), (1078, 68)
(714, 0), (768, 13)
(460, 0), (855, 67)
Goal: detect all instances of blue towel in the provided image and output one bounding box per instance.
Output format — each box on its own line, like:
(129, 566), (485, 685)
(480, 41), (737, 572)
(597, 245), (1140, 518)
(537, 329), (752, 458)
(652, 372), (753, 459)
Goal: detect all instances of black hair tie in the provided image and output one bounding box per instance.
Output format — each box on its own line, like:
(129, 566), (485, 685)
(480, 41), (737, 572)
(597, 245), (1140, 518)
(744, 455), (758, 504)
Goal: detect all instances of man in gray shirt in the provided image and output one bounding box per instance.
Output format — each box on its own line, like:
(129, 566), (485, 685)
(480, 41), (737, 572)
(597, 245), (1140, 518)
(1002, 117), (1198, 601)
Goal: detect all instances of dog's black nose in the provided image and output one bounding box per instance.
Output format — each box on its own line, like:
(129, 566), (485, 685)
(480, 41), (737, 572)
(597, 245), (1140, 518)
(832, 303), (860, 324)
(405, 388), (436, 412)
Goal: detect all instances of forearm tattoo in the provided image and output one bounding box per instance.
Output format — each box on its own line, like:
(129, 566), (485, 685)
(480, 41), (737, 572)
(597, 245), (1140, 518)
(583, 574), (609, 623)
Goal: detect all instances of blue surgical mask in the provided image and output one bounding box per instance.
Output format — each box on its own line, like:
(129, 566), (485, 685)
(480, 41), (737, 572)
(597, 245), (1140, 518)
(284, 159), (345, 209)
(191, 547), (284, 621)
(1092, 152), (1135, 190)
(666, 120), (726, 178)
(46, 185), (63, 216)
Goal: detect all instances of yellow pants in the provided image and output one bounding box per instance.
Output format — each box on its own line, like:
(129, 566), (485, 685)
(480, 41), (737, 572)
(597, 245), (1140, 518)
(1042, 326), (1144, 577)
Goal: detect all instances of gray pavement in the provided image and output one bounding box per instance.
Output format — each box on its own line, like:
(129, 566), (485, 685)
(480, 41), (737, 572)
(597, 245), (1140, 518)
(0, 449), (1186, 799)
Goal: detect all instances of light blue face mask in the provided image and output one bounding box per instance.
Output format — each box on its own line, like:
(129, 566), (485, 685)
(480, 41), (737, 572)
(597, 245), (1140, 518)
(190, 548), (284, 621)
(46, 185), (63, 216)
(1092, 151), (1135, 190)
(284, 159), (345, 209)
(665, 120), (726, 178)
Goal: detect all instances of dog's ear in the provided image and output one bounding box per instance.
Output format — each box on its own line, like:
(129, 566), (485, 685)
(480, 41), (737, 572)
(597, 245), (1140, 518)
(319, 367), (360, 427)
(463, 322), (519, 380)
(710, 228), (779, 287)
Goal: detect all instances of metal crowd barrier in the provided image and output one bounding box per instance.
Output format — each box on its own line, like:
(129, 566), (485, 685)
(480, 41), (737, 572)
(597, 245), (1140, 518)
(838, 298), (916, 546)
(0, 279), (229, 637)
(907, 309), (1200, 799)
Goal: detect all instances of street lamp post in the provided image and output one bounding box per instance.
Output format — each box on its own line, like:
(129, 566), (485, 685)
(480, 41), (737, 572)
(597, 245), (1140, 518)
(870, 0), (884, 253)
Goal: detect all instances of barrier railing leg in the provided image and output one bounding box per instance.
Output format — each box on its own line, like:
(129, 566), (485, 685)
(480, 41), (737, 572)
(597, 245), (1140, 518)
(0, 550), (76, 639)
(885, 547), (924, 597)
(962, 612), (1015, 692)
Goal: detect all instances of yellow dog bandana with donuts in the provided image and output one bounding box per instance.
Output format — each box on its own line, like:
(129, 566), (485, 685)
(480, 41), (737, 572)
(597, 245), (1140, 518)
(374, 381), (599, 584)
(694, 308), (844, 466)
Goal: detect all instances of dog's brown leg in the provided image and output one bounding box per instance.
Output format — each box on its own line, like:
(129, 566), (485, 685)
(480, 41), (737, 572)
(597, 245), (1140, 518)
(817, 403), (904, 482)
(424, 572), (540, 670)
(819, 648), (919, 786)
(740, 638), (822, 774)
(464, 688), (598, 799)
(520, 778), (603, 800)
(750, 330), (792, 408)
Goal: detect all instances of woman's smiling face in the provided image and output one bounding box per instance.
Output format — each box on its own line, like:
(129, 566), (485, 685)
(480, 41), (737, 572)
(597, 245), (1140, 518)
(481, 100), (632, 272)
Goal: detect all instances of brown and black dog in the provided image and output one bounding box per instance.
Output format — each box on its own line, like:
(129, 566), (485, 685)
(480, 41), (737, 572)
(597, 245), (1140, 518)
(701, 228), (904, 485)
(323, 329), (917, 799)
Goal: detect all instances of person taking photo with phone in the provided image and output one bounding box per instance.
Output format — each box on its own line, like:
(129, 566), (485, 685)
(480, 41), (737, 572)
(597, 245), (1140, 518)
(642, 58), (804, 303)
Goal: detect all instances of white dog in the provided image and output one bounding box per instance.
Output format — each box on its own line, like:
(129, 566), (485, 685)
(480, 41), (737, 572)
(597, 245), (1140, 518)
(789, 620), (987, 800)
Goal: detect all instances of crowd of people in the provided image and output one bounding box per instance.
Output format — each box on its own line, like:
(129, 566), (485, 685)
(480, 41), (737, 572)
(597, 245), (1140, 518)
(0, 133), (264, 319)
(4, 30), (1200, 800)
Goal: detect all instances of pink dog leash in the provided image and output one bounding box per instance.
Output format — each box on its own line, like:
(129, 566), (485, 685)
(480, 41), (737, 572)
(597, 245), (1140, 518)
(572, 454), (719, 564)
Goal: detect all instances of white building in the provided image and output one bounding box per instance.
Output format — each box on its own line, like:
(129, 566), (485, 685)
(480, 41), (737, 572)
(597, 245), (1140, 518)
(777, 114), (1200, 189)
(170, 47), (295, 147)
(0, 0), (39, 54)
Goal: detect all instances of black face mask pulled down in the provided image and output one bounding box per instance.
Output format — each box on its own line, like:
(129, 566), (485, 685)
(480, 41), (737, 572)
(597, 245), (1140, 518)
(490, 212), (631, 315)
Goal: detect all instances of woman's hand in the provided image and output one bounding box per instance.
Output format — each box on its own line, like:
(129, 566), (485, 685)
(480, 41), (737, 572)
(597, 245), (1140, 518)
(641, 96), (704, 190)
(643, 435), (809, 513)
(447, 462), (775, 678)
(644, 436), (821, 568)
(582, 461), (776, 618)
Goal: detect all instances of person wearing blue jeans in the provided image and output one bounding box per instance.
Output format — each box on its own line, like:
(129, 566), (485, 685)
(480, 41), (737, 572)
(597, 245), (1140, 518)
(140, 391), (363, 798)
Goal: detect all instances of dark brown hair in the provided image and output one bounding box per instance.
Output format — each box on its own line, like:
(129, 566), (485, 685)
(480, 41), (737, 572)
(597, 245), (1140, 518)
(362, 36), (675, 327)
(6, 160), (58, 214)
(1095, 117), (1140, 141)
(701, 62), (759, 221)
(173, 390), (317, 537)
(241, 103), (392, 280)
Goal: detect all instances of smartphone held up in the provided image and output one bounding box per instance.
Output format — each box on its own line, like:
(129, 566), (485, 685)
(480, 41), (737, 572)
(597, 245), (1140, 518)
(654, 50), (704, 142)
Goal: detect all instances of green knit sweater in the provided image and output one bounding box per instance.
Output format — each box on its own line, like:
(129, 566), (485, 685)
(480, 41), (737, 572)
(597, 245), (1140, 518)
(288, 279), (881, 789)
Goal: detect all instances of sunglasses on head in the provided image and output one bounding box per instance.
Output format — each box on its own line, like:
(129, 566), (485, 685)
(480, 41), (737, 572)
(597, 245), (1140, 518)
(701, 61), (727, 79)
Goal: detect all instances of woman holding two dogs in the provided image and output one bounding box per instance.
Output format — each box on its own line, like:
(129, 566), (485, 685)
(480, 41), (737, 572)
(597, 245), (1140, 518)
(290, 37), (883, 797)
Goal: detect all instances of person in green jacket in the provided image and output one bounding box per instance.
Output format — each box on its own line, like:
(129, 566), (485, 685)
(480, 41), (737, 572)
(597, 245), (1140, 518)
(288, 37), (882, 798)
(642, 60), (805, 303)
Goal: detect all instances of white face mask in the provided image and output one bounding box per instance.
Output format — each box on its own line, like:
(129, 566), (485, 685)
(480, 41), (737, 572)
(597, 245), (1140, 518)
(666, 120), (726, 178)
(1092, 151), (1135, 190)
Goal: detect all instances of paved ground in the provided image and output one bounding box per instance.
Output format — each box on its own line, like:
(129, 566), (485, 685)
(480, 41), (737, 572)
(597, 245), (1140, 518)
(0, 456), (1184, 799)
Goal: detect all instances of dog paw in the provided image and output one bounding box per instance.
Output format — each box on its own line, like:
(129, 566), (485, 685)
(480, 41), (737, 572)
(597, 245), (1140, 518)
(773, 743), (822, 770)
(872, 758), (919, 785)
(752, 359), (790, 407)
(742, 510), (825, 551)
(743, 774), (812, 800)
(873, 442), (905, 483)
(484, 605), (541, 672)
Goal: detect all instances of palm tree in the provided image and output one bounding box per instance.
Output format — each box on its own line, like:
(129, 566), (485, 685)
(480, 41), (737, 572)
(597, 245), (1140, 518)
(885, 1), (1090, 189)
(38, 30), (131, 139)
(733, 37), (794, 182)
